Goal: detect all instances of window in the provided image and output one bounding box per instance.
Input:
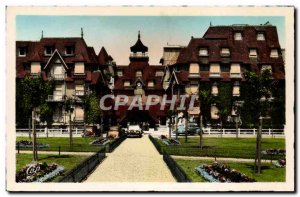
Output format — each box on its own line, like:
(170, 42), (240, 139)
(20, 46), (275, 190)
(270, 49), (279, 58)
(117, 70), (123, 77)
(148, 81), (154, 87)
(199, 48), (208, 56)
(257, 32), (265, 41)
(234, 32), (242, 40)
(211, 104), (219, 119)
(44, 46), (54, 56)
(211, 84), (218, 96)
(261, 65), (272, 73)
(221, 65), (230, 72)
(230, 63), (241, 78)
(18, 47), (27, 57)
(65, 46), (74, 55)
(249, 49), (257, 58)
(30, 62), (41, 74)
(155, 71), (164, 77)
(124, 81), (130, 87)
(75, 84), (85, 96)
(233, 85), (240, 97)
(209, 63), (220, 77)
(136, 70), (142, 77)
(75, 107), (84, 121)
(74, 62), (85, 74)
(189, 63), (200, 74)
(220, 48), (230, 57)
(190, 84), (198, 94)
(200, 65), (209, 71)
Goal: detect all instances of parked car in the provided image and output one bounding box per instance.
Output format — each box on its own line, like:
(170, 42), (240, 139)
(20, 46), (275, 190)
(174, 123), (201, 135)
(126, 124), (143, 138)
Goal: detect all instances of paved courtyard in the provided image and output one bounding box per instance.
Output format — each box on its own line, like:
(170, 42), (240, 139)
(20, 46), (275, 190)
(85, 135), (175, 182)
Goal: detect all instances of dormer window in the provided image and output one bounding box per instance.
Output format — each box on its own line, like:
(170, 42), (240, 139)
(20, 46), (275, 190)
(249, 49), (258, 58)
(148, 81), (154, 88)
(124, 81), (131, 87)
(270, 49), (279, 58)
(261, 65), (272, 74)
(65, 46), (74, 56)
(117, 70), (123, 77)
(136, 70), (142, 77)
(234, 32), (242, 40)
(74, 62), (85, 74)
(155, 71), (164, 77)
(257, 32), (265, 41)
(18, 47), (27, 57)
(44, 46), (54, 56)
(220, 48), (230, 57)
(199, 48), (208, 56)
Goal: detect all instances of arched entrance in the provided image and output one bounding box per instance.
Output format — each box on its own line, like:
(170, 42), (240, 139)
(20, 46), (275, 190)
(120, 109), (156, 128)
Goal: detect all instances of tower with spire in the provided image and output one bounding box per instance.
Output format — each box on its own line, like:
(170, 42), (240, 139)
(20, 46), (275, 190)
(129, 31), (149, 62)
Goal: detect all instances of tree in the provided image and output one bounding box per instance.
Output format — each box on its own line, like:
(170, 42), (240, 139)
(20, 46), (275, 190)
(242, 70), (275, 174)
(18, 76), (54, 161)
(199, 84), (213, 149)
(85, 93), (102, 136)
(215, 83), (232, 127)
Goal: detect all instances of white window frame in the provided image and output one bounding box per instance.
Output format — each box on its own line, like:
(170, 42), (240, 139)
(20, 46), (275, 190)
(249, 49), (258, 58)
(136, 70), (142, 77)
(18, 47), (27, 57)
(220, 48), (230, 57)
(257, 32), (265, 41)
(117, 70), (123, 77)
(44, 46), (54, 56)
(270, 49), (279, 58)
(199, 48), (208, 56)
(65, 46), (74, 56)
(234, 32), (242, 40)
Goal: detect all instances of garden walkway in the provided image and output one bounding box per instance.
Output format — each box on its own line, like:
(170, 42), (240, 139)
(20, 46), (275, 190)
(85, 135), (176, 182)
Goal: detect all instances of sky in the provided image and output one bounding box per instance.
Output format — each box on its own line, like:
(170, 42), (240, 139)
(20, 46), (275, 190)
(16, 16), (285, 65)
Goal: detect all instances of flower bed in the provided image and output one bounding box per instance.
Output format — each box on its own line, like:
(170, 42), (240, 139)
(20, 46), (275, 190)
(89, 138), (110, 146)
(195, 161), (255, 182)
(16, 140), (49, 148)
(16, 162), (64, 182)
(274, 159), (286, 168)
(160, 136), (181, 146)
(261, 149), (285, 155)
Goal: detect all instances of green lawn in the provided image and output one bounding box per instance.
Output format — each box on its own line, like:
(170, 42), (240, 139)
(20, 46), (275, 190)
(157, 137), (285, 159)
(16, 137), (109, 152)
(16, 154), (89, 182)
(175, 158), (285, 182)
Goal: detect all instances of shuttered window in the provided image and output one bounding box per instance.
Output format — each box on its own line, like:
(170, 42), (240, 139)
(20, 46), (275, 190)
(199, 48), (208, 56)
(148, 81), (154, 87)
(257, 33), (265, 40)
(249, 49), (257, 57)
(211, 105), (219, 120)
(234, 32), (242, 40)
(124, 81), (130, 87)
(211, 85), (218, 96)
(31, 62), (41, 73)
(189, 63), (200, 74)
(210, 63), (220, 73)
(233, 86), (240, 96)
(75, 84), (84, 91)
(221, 48), (230, 57)
(74, 62), (85, 74)
(270, 49), (279, 58)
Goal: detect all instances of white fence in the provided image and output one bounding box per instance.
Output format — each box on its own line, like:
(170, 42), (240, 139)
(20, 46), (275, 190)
(16, 128), (84, 137)
(202, 128), (284, 136)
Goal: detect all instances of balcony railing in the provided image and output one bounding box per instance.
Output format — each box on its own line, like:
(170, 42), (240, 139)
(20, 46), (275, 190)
(230, 73), (242, 78)
(75, 90), (85, 96)
(209, 72), (221, 78)
(50, 74), (65, 80)
(47, 95), (64, 102)
(188, 73), (200, 78)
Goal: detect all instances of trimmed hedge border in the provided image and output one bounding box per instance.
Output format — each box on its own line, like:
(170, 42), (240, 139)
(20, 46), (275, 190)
(58, 148), (106, 182)
(148, 135), (190, 182)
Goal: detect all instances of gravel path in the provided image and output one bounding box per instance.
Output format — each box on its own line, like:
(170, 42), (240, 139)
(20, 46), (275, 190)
(85, 135), (176, 182)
